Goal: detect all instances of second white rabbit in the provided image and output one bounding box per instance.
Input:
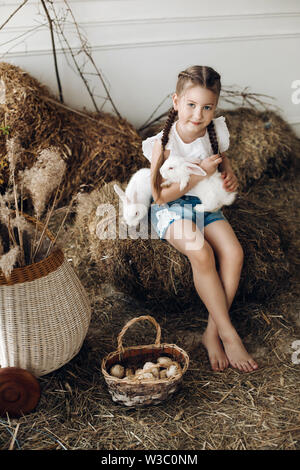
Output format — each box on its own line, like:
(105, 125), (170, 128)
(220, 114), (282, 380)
(160, 155), (237, 212)
(113, 168), (152, 226)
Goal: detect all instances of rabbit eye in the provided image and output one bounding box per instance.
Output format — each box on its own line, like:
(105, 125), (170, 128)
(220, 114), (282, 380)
(169, 167), (174, 170)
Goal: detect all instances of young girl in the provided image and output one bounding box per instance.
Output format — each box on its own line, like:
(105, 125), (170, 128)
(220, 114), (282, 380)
(142, 65), (258, 373)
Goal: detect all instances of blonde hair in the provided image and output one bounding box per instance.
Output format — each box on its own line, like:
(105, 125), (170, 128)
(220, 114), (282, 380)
(152, 65), (221, 201)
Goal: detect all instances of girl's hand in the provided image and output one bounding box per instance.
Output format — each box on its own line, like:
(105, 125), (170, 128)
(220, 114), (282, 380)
(200, 154), (223, 176)
(221, 170), (238, 192)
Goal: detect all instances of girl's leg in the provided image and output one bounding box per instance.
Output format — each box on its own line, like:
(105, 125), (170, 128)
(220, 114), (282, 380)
(204, 220), (244, 309)
(164, 218), (258, 372)
(203, 220), (258, 372)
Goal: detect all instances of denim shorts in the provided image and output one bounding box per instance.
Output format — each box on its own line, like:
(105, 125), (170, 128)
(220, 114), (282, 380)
(150, 195), (227, 241)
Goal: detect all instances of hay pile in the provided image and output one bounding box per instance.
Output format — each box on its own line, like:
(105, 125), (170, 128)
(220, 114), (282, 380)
(1, 62), (299, 208)
(218, 107), (300, 189)
(142, 107), (300, 191)
(74, 180), (297, 312)
(0, 62), (145, 205)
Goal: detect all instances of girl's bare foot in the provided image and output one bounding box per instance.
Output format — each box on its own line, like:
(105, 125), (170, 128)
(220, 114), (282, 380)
(201, 328), (229, 371)
(220, 328), (258, 372)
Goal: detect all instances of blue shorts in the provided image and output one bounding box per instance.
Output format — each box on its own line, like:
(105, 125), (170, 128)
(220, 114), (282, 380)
(150, 195), (227, 241)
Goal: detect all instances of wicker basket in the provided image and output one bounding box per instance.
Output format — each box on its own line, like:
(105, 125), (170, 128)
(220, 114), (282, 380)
(101, 315), (189, 407)
(0, 214), (91, 378)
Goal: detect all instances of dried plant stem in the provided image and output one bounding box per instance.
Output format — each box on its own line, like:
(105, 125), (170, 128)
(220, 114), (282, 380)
(30, 220), (39, 265)
(12, 178), (25, 266)
(40, 0), (64, 103)
(32, 182), (61, 262)
(8, 423), (20, 451)
(7, 218), (18, 248)
(45, 195), (75, 258)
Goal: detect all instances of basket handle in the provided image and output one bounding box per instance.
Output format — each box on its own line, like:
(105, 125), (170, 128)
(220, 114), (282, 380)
(117, 315), (161, 355)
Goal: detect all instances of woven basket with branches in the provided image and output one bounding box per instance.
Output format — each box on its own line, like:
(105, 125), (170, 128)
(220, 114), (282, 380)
(0, 213), (91, 378)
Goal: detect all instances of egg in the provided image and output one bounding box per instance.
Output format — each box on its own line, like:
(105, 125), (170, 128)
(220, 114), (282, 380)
(136, 371), (153, 380)
(143, 361), (160, 378)
(110, 364), (125, 378)
(157, 356), (173, 368)
(143, 361), (155, 370)
(166, 363), (182, 378)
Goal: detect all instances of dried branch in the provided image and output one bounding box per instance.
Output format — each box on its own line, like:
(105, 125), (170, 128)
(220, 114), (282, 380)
(139, 93), (172, 131)
(45, 193), (77, 258)
(63, 0), (121, 118)
(139, 86), (280, 133)
(0, 0), (29, 31)
(40, 94), (139, 143)
(220, 86), (279, 112)
(40, 0), (64, 103)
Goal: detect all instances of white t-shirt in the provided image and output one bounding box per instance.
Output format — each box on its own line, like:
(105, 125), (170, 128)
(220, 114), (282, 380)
(142, 116), (230, 197)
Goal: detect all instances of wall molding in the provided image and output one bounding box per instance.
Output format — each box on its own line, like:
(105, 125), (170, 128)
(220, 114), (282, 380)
(288, 117), (300, 125)
(2, 31), (300, 59)
(3, 11), (300, 32)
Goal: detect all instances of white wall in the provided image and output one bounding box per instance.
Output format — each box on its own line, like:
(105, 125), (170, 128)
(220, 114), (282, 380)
(1, 0), (300, 136)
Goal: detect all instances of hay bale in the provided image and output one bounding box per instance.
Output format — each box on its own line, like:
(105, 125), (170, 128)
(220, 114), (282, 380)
(74, 181), (295, 313)
(0, 62), (145, 205)
(142, 107), (300, 191)
(219, 107), (300, 189)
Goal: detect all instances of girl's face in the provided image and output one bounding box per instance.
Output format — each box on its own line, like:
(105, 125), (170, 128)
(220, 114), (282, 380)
(172, 85), (217, 139)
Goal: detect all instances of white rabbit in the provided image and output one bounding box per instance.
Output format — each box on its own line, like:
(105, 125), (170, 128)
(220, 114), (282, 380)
(160, 155), (207, 191)
(160, 155), (236, 212)
(113, 168), (152, 226)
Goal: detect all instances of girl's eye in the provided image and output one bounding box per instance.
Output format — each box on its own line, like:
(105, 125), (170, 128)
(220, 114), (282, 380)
(188, 104), (212, 110)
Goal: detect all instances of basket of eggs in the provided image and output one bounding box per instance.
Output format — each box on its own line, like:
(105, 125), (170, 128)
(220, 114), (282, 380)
(101, 315), (189, 407)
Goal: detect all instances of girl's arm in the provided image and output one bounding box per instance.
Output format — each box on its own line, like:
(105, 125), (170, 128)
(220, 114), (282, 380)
(219, 152), (239, 192)
(153, 174), (206, 205)
(150, 140), (218, 205)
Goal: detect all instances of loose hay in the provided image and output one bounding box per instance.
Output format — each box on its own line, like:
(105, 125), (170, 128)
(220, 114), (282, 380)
(73, 180), (296, 312)
(0, 62), (145, 205)
(1, 274), (298, 450)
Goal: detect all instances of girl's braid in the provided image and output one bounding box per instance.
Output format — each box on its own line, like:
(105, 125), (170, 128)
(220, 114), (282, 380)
(152, 107), (177, 202)
(178, 71), (193, 80)
(207, 120), (219, 155)
(161, 107), (178, 151)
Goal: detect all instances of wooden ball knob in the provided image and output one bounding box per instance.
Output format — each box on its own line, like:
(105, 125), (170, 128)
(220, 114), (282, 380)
(0, 367), (40, 417)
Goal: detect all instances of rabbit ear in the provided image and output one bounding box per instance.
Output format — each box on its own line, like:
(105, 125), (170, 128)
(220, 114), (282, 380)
(186, 163), (207, 176)
(114, 184), (126, 201)
(132, 190), (138, 203)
